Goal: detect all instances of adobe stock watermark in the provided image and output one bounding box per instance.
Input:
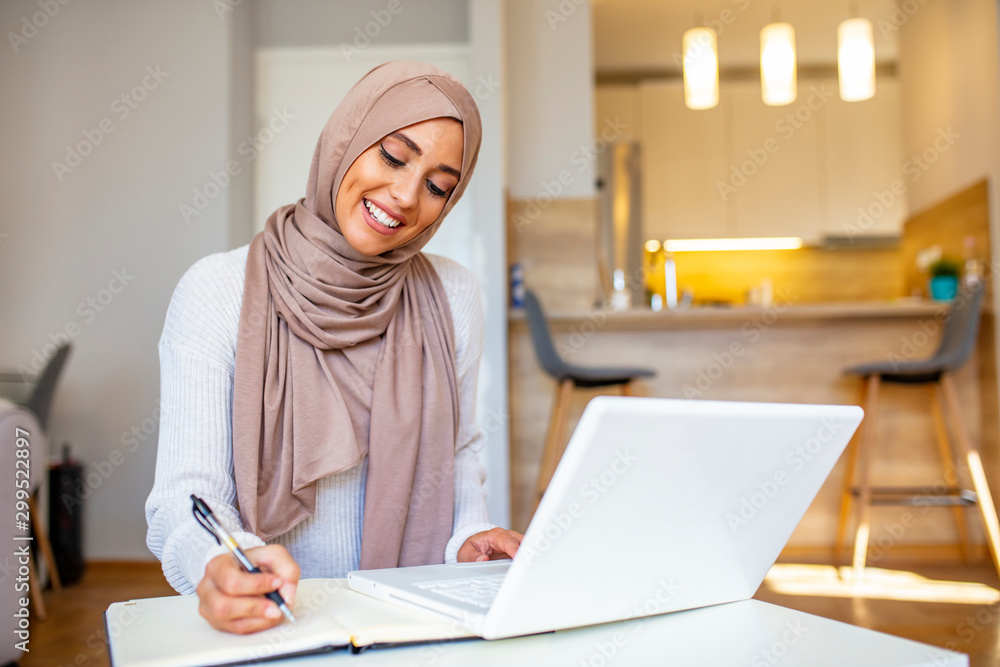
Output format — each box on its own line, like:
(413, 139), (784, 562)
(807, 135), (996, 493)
(576, 630), (629, 667)
(844, 126), (960, 241)
(866, 470), (969, 564)
(238, 580), (345, 664)
(16, 267), (136, 381)
(545, 263), (652, 360)
(682, 288), (799, 399)
(212, 0), (244, 20)
(512, 116), (628, 233)
(947, 599), (1000, 656)
(750, 620), (809, 666)
(545, 0), (586, 31)
(615, 577), (683, 647)
(876, 0), (932, 39)
(883, 279), (980, 370)
(339, 0), (412, 62)
(716, 85), (836, 202)
(179, 107), (294, 224)
(518, 448), (638, 564)
(52, 65), (170, 182)
(726, 417), (845, 534)
(7, 0), (72, 54)
(59, 404), (161, 516)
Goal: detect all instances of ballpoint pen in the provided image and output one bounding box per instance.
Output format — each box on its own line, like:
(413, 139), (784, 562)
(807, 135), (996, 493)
(191, 494), (297, 624)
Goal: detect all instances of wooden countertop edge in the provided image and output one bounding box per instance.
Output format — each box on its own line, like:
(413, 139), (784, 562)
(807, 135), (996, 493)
(507, 300), (972, 332)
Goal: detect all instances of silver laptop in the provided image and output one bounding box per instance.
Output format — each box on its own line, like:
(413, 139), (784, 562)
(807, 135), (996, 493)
(348, 396), (863, 640)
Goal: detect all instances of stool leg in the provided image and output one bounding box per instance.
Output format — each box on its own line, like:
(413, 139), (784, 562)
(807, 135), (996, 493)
(940, 374), (1000, 579)
(28, 495), (62, 591)
(534, 379), (574, 511)
(852, 374), (880, 583)
(620, 380), (640, 397)
(27, 552), (46, 621)
(835, 377), (868, 565)
(928, 383), (974, 564)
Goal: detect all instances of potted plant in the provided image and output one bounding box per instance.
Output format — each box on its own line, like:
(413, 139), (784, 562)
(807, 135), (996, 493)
(928, 257), (962, 300)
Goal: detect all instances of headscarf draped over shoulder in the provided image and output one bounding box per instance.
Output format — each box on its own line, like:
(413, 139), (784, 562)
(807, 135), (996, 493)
(232, 61), (482, 569)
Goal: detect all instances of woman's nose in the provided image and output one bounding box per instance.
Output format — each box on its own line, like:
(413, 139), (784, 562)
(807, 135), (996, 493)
(389, 173), (421, 210)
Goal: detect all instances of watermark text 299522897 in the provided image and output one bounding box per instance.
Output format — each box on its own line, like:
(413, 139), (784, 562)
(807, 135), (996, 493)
(13, 426), (33, 653)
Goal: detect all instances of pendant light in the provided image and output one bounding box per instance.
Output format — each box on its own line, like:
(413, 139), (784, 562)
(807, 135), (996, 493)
(838, 17), (876, 101)
(682, 27), (719, 110)
(760, 22), (797, 106)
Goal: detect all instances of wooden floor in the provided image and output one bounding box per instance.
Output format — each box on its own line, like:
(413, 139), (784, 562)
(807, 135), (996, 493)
(755, 562), (1000, 666)
(19, 562), (177, 667)
(16, 560), (1000, 666)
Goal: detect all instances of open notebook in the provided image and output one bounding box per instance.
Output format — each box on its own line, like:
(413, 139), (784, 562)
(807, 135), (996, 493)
(105, 579), (475, 667)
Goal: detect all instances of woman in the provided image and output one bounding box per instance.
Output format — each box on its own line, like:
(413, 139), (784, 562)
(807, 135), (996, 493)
(146, 61), (522, 635)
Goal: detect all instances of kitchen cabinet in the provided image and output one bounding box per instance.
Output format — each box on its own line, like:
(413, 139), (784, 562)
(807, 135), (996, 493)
(596, 75), (906, 243)
(635, 80), (729, 240)
(821, 78), (906, 238)
(726, 79), (824, 240)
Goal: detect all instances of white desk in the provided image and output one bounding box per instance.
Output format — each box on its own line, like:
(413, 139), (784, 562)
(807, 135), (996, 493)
(261, 599), (967, 666)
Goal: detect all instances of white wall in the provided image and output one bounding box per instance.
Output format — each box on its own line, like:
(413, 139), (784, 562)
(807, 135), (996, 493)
(898, 0), (1000, 215)
(0, 0), (234, 559)
(254, 0), (468, 48)
(505, 0), (595, 199)
(468, 0), (509, 528)
(0, 0), (509, 560)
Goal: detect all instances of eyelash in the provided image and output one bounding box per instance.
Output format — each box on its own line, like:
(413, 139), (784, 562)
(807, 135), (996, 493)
(379, 144), (450, 199)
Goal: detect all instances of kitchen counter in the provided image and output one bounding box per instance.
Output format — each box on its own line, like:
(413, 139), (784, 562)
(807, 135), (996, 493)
(507, 299), (998, 562)
(508, 299), (952, 332)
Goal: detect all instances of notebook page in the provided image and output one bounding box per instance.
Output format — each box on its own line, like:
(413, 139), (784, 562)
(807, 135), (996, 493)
(106, 580), (351, 667)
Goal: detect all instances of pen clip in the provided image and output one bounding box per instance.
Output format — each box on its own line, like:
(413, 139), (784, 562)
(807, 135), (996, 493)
(191, 495), (222, 546)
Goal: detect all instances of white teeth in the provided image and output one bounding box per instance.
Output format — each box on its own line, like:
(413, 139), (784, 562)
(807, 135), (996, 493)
(365, 199), (400, 228)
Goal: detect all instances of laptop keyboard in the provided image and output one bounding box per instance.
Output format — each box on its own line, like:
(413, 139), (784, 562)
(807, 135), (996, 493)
(415, 573), (506, 609)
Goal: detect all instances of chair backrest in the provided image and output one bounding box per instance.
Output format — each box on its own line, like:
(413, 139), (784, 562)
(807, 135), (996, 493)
(523, 290), (570, 380)
(932, 282), (984, 372)
(24, 343), (71, 432)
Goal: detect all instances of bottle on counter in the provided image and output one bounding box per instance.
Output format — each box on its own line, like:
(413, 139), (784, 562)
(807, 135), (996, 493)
(663, 252), (678, 309)
(611, 269), (631, 311)
(963, 236), (981, 287)
(510, 262), (525, 309)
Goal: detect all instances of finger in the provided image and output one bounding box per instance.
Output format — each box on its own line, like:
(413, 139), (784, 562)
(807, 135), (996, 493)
(214, 564), (285, 598)
(489, 529), (523, 558)
(248, 545), (300, 606)
(250, 545), (301, 582)
(198, 591), (285, 635)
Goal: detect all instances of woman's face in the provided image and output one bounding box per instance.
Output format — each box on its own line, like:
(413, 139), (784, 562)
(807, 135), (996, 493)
(335, 117), (464, 257)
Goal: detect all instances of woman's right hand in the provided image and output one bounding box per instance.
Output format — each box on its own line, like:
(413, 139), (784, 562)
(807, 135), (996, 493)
(196, 544), (300, 634)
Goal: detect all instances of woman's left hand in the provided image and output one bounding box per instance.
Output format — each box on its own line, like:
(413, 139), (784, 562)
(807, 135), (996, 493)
(457, 527), (524, 562)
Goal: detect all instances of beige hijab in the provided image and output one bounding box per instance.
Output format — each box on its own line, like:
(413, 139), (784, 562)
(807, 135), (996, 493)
(232, 61), (482, 569)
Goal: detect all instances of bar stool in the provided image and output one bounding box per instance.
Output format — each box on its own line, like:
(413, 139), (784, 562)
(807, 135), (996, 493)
(524, 290), (655, 509)
(835, 282), (1000, 581)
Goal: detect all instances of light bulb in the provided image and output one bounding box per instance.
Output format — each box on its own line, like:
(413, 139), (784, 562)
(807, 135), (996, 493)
(760, 22), (797, 106)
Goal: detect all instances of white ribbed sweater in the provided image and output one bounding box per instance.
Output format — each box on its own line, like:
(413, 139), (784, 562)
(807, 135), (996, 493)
(145, 245), (493, 595)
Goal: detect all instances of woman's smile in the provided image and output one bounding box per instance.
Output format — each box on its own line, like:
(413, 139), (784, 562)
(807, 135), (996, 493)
(361, 197), (407, 235)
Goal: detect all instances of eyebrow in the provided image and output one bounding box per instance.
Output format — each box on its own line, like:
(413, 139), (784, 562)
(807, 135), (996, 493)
(389, 131), (461, 179)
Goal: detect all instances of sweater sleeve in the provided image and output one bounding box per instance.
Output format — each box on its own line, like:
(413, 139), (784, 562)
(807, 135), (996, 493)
(427, 255), (496, 563)
(145, 248), (265, 594)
